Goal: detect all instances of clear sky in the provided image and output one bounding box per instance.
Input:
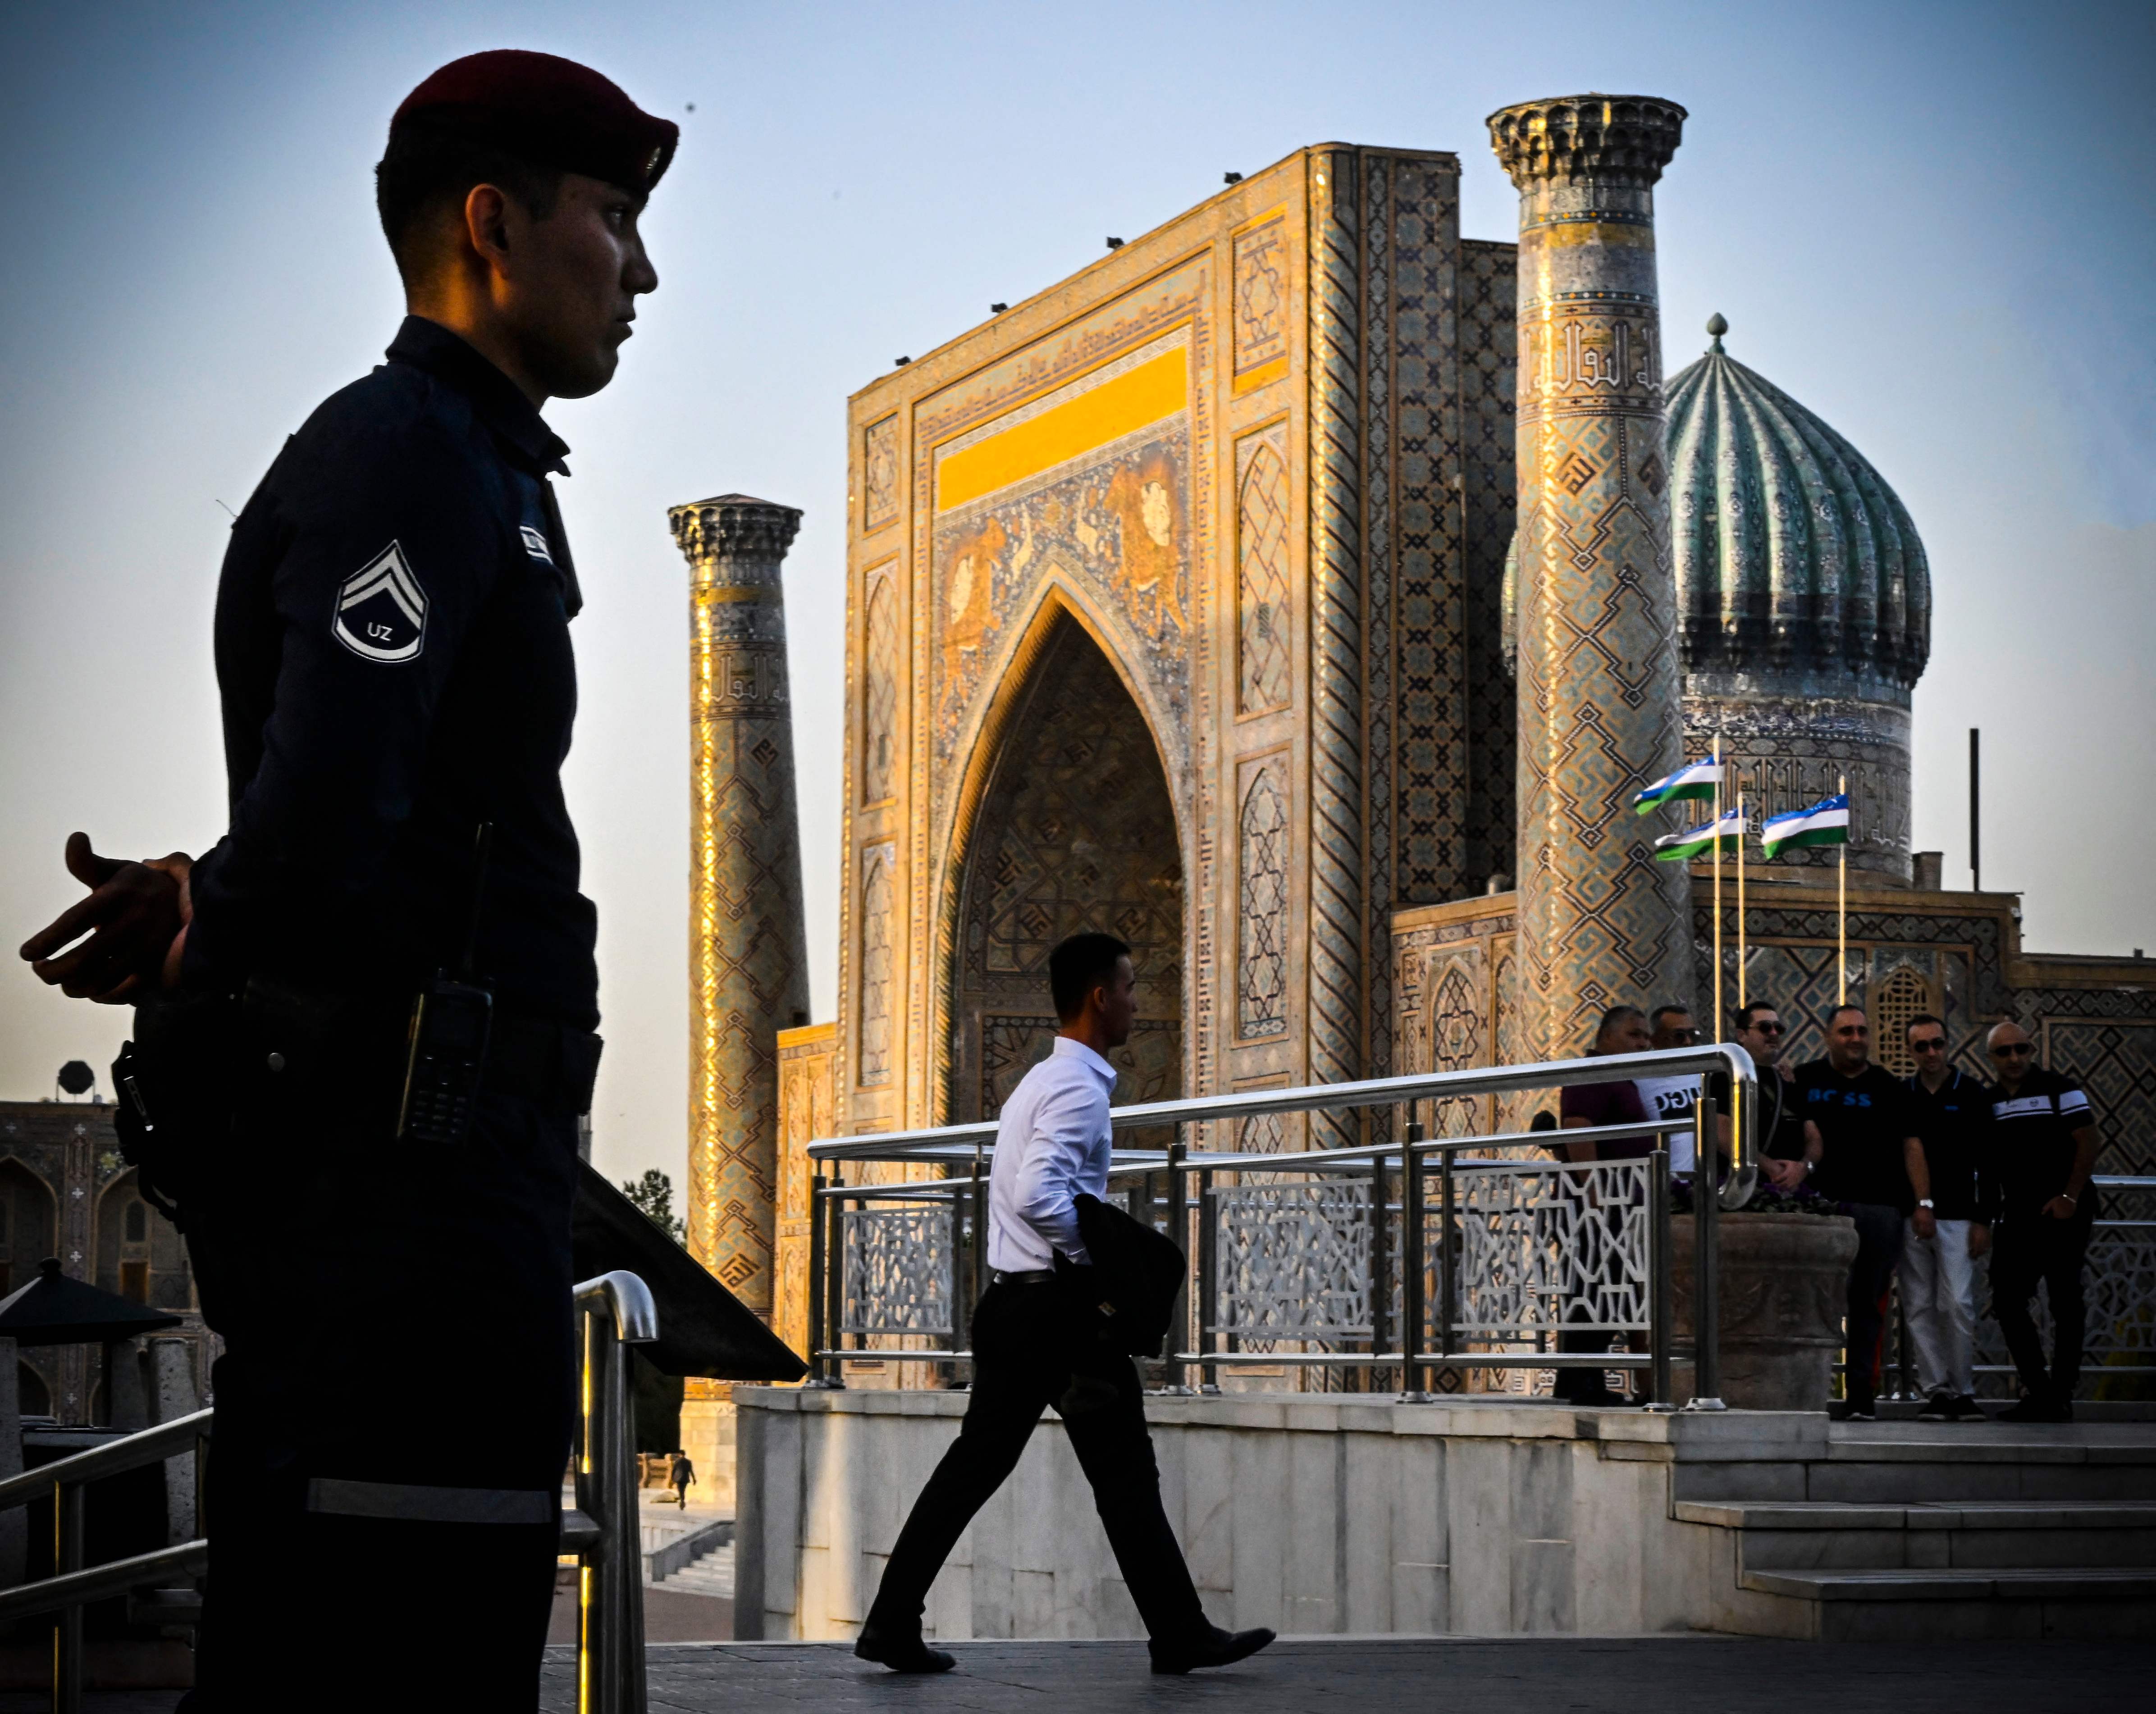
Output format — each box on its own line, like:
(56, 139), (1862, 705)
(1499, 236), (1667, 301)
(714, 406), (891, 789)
(5, 1), (2151, 1195)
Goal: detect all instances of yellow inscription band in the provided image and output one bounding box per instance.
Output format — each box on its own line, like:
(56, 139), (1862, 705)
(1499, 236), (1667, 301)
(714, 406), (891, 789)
(936, 346), (1188, 513)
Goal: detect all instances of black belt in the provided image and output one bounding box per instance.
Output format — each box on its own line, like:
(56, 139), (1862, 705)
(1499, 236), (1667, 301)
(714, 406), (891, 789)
(994, 1268), (1056, 1287)
(230, 976), (603, 1117)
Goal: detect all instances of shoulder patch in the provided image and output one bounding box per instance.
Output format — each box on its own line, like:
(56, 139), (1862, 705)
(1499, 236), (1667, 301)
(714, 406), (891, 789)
(332, 542), (428, 664)
(519, 524), (555, 565)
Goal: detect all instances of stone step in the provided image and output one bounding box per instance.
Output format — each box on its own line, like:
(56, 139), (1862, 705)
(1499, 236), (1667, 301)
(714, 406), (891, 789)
(1734, 1565), (2156, 1641)
(1676, 1500), (2156, 1570)
(645, 1515), (732, 1584)
(650, 1543), (733, 1600)
(1672, 1428), (2156, 1505)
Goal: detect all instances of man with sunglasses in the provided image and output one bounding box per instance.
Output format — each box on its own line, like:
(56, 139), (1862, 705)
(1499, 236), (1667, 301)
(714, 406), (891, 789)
(1901, 1014), (1995, 1422)
(1984, 1020), (2100, 1422)
(1731, 1002), (1806, 1165)
(1791, 1006), (1932, 1419)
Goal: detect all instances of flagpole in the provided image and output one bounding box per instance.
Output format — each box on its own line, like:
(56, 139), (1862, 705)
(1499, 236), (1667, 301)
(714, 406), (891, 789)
(1712, 735), (1723, 1049)
(1736, 788), (1747, 1014)
(1836, 772), (1848, 1006)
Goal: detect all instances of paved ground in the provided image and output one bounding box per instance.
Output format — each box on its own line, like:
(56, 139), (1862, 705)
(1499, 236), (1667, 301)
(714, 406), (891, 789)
(6, 1636), (2150, 1711)
(530, 1637), (2156, 1714)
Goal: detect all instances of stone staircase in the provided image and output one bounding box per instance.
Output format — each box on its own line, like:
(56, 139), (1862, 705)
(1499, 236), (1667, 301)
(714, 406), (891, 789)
(1673, 1420), (2156, 1640)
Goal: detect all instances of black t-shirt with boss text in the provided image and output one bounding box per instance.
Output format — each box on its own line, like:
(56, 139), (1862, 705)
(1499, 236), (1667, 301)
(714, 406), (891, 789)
(1794, 1058), (1918, 1214)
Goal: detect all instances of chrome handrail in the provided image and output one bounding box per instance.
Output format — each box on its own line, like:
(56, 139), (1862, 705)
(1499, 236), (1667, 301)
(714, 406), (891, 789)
(805, 1046), (1755, 1409)
(0, 1273), (662, 1714)
(573, 1270), (659, 1714)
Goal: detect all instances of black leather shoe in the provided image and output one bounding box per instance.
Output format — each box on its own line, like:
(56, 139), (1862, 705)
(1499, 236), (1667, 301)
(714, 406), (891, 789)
(1150, 1625), (1276, 1675)
(1999, 1395), (2073, 1424)
(854, 1626), (955, 1673)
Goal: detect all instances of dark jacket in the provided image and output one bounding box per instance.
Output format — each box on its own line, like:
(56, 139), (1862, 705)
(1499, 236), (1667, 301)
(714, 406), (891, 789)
(1060, 1193), (1187, 1358)
(185, 317), (598, 1028)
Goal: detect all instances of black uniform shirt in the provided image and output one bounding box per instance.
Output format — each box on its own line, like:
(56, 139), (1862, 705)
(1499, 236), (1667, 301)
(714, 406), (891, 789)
(1988, 1067), (2094, 1217)
(184, 317), (599, 1028)
(1905, 1068), (1996, 1223)
(1794, 1058), (1918, 1214)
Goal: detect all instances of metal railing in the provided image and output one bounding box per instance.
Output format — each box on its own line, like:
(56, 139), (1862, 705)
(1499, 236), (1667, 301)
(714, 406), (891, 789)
(0, 1408), (211, 1714)
(805, 1046), (1757, 1411)
(1877, 1176), (2156, 1401)
(0, 1270), (658, 1714)
(572, 1270), (658, 1714)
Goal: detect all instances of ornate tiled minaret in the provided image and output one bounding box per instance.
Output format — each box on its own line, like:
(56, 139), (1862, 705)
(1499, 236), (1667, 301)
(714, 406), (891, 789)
(1489, 95), (1693, 1060)
(668, 494), (809, 1322)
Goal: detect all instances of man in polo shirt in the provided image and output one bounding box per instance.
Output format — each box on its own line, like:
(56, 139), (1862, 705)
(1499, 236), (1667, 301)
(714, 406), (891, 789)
(1902, 1013), (1995, 1422)
(1985, 1020), (2101, 1423)
(1792, 1005), (1934, 1419)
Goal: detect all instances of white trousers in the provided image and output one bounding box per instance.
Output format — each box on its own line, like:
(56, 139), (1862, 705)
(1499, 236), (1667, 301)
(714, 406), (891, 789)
(1899, 1217), (1978, 1398)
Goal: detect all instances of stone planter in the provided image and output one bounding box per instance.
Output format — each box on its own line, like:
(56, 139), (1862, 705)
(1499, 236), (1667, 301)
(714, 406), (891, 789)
(1671, 1213), (1859, 1411)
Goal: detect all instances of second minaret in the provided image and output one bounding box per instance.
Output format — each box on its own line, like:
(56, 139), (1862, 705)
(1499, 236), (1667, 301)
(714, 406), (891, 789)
(1490, 94), (1693, 1060)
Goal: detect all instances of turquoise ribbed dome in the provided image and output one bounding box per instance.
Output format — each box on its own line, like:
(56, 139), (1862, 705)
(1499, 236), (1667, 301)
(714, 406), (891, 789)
(1665, 318), (1930, 699)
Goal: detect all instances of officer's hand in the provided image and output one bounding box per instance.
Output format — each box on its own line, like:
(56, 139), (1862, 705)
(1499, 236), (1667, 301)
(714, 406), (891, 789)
(17, 833), (192, 1002)
(2042, 1195), (2077, 1221)
(1912, 1207), (1937, 1241)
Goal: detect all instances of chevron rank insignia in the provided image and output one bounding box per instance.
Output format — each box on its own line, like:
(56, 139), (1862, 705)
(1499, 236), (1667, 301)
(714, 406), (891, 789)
(332, 542), (428, 664)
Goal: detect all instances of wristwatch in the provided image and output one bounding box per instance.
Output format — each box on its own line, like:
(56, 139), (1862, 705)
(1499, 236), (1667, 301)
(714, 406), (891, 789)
(1917, 1198), (1935, 1210)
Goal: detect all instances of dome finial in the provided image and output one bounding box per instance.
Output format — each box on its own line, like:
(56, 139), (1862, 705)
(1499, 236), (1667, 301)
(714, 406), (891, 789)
(1706, 312), (1728, 353)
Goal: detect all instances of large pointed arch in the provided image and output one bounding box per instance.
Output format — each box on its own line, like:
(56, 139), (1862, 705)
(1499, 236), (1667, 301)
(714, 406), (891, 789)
(932, 587), (1187, 1124)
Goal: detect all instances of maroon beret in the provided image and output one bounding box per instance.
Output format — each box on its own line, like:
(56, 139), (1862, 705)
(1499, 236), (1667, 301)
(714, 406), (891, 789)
(392, 50), (678, 194)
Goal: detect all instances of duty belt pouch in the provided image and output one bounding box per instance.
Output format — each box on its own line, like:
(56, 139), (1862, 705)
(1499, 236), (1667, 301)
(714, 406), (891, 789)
(116, 988), (246, 1226)
(236, 973), (404, 1142)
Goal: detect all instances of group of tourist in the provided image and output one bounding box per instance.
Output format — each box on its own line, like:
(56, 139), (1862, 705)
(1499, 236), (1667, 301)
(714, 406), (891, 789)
(1551, 998), (2101, 1422)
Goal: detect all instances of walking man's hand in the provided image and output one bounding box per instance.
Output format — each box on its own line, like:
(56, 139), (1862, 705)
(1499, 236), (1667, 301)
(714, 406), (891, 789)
(18, 832), (192, 1002)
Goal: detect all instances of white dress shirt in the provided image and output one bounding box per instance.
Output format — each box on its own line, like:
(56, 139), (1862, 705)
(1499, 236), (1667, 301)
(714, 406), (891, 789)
(987, 1035), (1117, 1272)
(1633, 1074), (1700, 1174)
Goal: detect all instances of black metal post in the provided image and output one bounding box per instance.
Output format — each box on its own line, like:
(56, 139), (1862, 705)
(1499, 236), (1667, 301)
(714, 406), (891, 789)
(1369, 1137), (1392, 1390)
(806, 1171), (829, 1385)
(823, 1171), (848, 1390)
(1198, 1169), (1219, 1393)
(1438, 1143), (1458, 1385)
(1690, 1092), (1724, 1408)
(1649, 1147), (1674, 1410)
(55, 1478), (82, 1714)
(1969, 727), (1981, 891)
(1164, 1135), (1189, 1391)
(1402, 1118), (1429, 1400)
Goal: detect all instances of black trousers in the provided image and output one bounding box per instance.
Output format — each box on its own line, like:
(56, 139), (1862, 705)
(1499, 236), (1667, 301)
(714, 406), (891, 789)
(179, 1080), (580, 1712)
(1843, 1203), (1905, 1407)
(1990, 1207), (2095, 1401)
(865, 1280), (1209, 1644)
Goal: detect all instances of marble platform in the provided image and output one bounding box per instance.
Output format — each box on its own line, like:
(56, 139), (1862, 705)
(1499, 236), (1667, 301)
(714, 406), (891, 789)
(734, 1387), (2156, 1643)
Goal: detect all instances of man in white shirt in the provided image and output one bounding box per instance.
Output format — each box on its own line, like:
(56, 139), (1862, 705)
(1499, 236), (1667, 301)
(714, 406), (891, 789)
(855, 933), (1273, 1678)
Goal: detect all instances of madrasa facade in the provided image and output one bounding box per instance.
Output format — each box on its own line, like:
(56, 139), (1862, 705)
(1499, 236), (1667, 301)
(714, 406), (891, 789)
(667, 95), (2153, 1375)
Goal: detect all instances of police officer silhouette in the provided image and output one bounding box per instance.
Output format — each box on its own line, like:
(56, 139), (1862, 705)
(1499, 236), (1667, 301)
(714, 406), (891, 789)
(19, 51), (674, 1709)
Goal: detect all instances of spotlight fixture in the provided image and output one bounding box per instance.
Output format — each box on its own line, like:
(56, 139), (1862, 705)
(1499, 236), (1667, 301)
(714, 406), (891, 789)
(1105, 237), (1124, 250)
(1223, 171), (1243, 184)
(895, 356), (911, 366)
(990, 303), (1009, 314)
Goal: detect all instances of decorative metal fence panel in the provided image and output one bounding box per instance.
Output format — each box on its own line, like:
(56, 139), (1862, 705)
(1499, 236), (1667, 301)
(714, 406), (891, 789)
(1211, 1182), (1375, 1339)
(1966, 1217), (2156, 1396)
(1205, 1158), (1654, 1349)
(840, 1205), (955, 1339)
(1452, 1159), (1653, 1339)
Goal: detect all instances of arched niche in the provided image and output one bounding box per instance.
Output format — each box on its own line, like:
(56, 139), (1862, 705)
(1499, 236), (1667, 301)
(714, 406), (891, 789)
(0, 1158), (56, 1300)
(946, 614), (1185, 1123)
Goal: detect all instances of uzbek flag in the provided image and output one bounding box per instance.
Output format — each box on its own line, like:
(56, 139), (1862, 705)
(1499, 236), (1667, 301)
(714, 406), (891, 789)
(1633, 757), (1724, 815)
(1653, 807), (1746, 861)
(1760, 794), (1851, 859)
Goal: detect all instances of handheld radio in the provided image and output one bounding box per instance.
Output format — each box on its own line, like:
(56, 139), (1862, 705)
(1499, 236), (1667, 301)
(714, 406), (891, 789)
(397, 823), (495, 1145)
